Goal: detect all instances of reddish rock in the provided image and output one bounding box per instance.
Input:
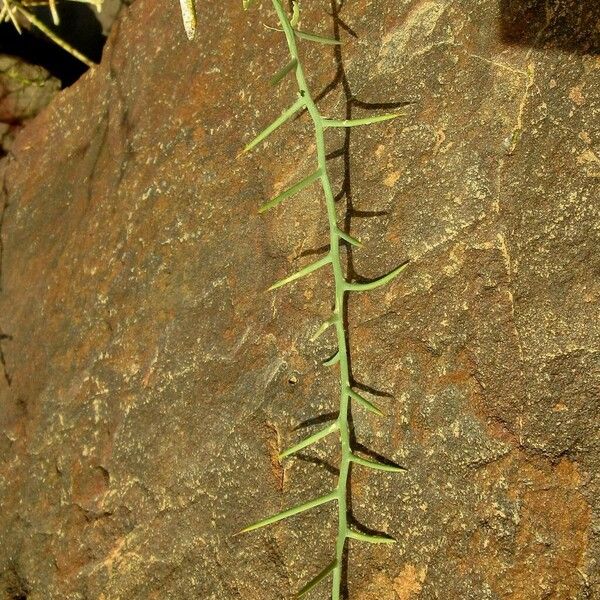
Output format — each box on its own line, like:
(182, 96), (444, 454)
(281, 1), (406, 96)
(0, 0), (598, 598)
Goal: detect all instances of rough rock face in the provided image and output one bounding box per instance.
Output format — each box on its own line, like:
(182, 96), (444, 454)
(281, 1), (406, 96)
(0, 0), (598, 599)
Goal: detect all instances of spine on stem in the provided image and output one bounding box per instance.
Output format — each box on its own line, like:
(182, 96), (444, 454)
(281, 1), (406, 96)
(240, 2), (408, 598)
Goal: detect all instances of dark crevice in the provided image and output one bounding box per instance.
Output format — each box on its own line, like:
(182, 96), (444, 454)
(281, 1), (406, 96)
(106, 21), (135, 196)
(0, 178), (7, 293)
(0, 169), (11, 386)
(83, 109), (110, 207)
(499, 0), (600, 55)
(0, 332), (12, 386)
(4, 564), (30, 600)
(0, 3), (106, 87)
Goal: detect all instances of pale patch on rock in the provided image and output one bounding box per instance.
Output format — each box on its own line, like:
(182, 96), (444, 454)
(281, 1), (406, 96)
(393, 564), (428, 600)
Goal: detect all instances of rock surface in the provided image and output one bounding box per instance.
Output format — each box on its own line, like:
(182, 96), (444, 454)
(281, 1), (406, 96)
(0, 0), (598, 599)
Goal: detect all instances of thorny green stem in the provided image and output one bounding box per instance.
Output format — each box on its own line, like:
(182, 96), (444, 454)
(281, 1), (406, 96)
(238, 1), (406, 596)
(271, 2), (350, 597)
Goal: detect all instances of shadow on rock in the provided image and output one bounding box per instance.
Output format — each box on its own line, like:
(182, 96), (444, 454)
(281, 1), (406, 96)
(499, 0), (600, 55)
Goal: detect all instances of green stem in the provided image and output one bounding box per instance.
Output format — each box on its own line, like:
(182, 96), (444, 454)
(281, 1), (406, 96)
(271, 2), (350, 598)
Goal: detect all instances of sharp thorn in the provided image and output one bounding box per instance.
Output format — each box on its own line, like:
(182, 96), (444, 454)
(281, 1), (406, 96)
(242, 96), (305, 154)
(296, 559), (337, 597)
(351, 453), (406, 472)
(345, 261), (409, 292)
(348, 388), (384, 416)
(268, 255), (331, 291)
(259, 168), (322, 213)
(238, 491), (337, 534)
(279, 423), (338, 459)
(347, 529), (396, 544)
(322, 113), (405, 129)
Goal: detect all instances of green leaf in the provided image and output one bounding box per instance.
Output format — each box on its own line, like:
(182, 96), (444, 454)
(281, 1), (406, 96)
(239, 491), (337, 534)
(344, 261), (409, 292)
(348, 388), (384, 416)
(295, 30), (341, 45)
(243, 96), (305, 154)
(243, 0), (255, 9)
(268, 255), (331, 291)
(347, 529), (396, 544)
(351, 454), (406, 473)
(279, 422), (338, 459)
(259, 168), (322, 213)
(337, 228), (362, 247)
(297, 559), (338, 597)
(270, 58), (298, 86)
(323, 351), (340, 366)
(322, 113), (405, 128)
(290, 0), (300, 28)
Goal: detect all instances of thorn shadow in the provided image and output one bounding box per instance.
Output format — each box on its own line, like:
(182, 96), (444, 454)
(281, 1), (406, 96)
(349, 259), (411, 286)
(352, 441), (406, 472)
(353, 381), (394, 399)
(325, 12), (358, 39)
(298, 243), (330, 259)
(347, 510), (395, 540)
(293, 412), (338, 431)
(320, 1), (410, 594)
(352, 98), (417, 111)
(295, 453), (340, 477)
(326, 147), (345, 161)
(0, 332), (12, 386)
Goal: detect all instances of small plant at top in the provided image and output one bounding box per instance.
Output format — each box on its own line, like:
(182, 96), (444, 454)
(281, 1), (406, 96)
(0, 0), (102, 67)
(181, 1), (409, 598)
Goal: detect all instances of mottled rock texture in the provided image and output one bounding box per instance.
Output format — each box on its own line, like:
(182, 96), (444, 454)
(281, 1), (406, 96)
(0, 0), (598, 598)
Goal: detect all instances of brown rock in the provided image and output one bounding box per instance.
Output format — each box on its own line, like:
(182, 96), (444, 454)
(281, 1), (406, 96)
(0, 0), (598, 598)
